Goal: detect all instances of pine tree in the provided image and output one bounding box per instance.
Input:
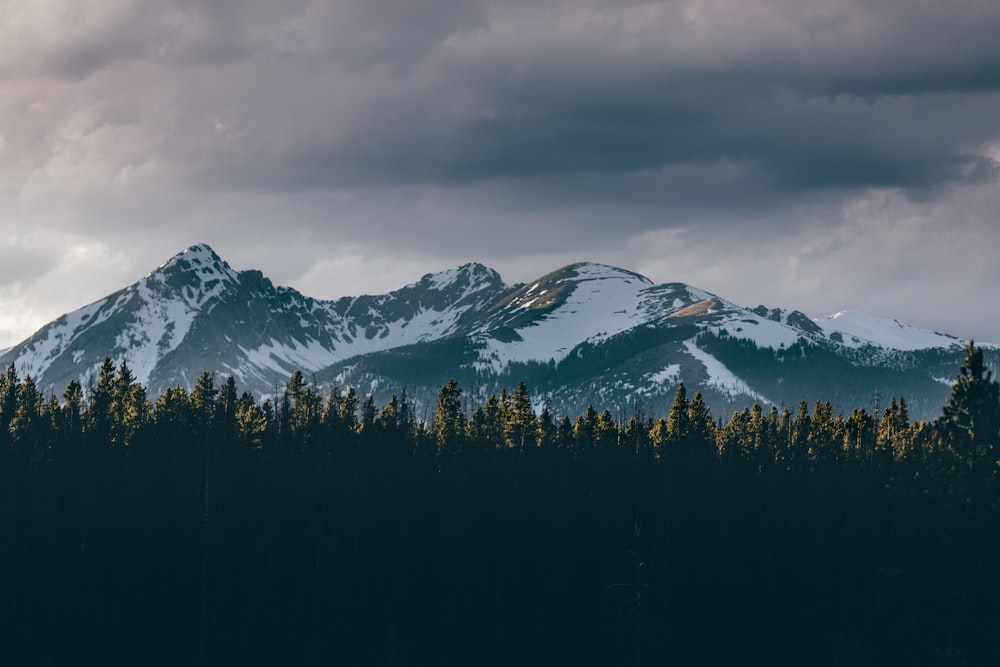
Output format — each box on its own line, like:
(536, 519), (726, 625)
(61, 379), (85, 444)
(536, 406), (556, 449)
(505, 381), (535, 449)
(624, 406), (652, 462)
(154, 385), (192, 450)
(573, 405), (599, 450)
(807, 401), (839, 466)
(339, 387), (360, 433)
(897, 396), (910, 430)
(556, 415), (574, 449)
(190, 371), (218, 439)
(361, 395), (378, 435)
(235, 392), (269, 450)
(936, 341), (1000, 472)
(286, 372), (322, 446)
(594, 409), (618, 449)
(687, 391), (715, 458)
(217, 376), (239, 437)
(86, 357), (117, 447)
(786, 400), (811, 469)
(0, 364), (19, 451)
(649, 418), (669, 462)
(666, 383), (690, 443)
(718, 408), (750, 464)
(480, 393), (504, 449)
(113, 361), (149, 448)
(9, 374), (43, 447)
(379, 393), (401, 433)
(748, 403), (769, 467)
(433, 379), (466, 458)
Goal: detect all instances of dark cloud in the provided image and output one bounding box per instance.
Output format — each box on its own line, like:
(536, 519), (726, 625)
(112, 0), (997, 210)
(2, 0), (1000, 346)
(9, 0), (998, 203)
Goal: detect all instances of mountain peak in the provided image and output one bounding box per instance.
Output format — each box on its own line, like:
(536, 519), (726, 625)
(552, 262), (653, 285)
(1, 248), (989, 423)
(147, 243), (235, 285)
(155, 243), (222, 269)
(406, 262), (506, 295)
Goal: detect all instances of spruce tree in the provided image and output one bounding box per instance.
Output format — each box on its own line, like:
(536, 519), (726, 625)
(433, 379), (466, 458)
(62, 380), (85, 444)
(666, 383), (690, 443)
(536, 406), (556, 449)
(9, 375), (42, 447)
(235, 392), (269, 450)
(505, 381), (535, 449)
(86, 357), (117, 448)
(649, 418), (669, 461)
(936, 341), (1000, 472)
(687, 391), (715, 458)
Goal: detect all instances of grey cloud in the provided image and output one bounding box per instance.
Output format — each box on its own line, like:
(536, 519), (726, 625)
(0, 245), (59, 286)
(3, 0), (1000, 346)
(8, 0), (999, 206)
(140, 0), (1000, 206)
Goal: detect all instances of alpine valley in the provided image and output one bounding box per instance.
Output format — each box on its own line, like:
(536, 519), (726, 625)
(2, 244), (996, 420)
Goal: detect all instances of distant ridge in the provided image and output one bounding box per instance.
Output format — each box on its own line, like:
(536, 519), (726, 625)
(1, 244), (994, 420)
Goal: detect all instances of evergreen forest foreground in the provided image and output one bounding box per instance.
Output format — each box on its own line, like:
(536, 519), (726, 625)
(2, 345), (999, 666)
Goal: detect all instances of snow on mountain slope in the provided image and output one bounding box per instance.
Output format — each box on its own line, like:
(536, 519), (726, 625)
(0, 247), (511, 395)
(471, 262), (856, 375)
(475, 263), (660, 372)
(713, 314), (806, 349)
(2, 243), (990, 416)
(684, 301), (809, 350)
(9, 244), (239, 387)
(10, 297), (110, 381)
(325, 262), (505, 353)
(142, 258), (509, 393)
(647, 364), (681, 386)
(223, 262), (508, 386)
(815, 311), (963, 351)
(683, 339), (771, 404)
(125, 245), (239, 381)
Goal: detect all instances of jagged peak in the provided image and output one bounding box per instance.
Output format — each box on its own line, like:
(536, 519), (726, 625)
(406, 262), (506, 294)
(747, 304), (824, 335)
(458, 261), (500, 275)
(146, 243), (237, 283)
(157, 243), (220, 266)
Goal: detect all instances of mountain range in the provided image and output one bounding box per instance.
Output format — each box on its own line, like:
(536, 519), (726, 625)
(1, 244), (995, 420)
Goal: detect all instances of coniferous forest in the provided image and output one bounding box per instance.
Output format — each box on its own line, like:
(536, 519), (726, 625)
(2, 344), (999, 666)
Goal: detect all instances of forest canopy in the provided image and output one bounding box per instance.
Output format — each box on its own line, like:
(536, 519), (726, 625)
(1, 344), (998, 665)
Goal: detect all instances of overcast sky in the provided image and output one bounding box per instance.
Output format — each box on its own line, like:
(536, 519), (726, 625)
(2, 0), (999, 349)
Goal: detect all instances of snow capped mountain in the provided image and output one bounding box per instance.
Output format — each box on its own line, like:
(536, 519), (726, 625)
(0, 245), (507, 396)
(814, 310), (963, 351)
(0, 244), (992, 419)
(470, 263), (827, 375)
(7, 244), (239, 392)
(473, 263), (661, 372)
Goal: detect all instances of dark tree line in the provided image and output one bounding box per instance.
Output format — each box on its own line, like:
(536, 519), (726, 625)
(1, 345), (999, 666)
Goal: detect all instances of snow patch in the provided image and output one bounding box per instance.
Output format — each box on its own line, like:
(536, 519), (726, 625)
(648, 364), (681, 385)
(12, 298), (108, 379)
(474, 267), (652, 372)
(683, 339), (771, 404)
(708, 312), (803, 350)
(815, 311), (961, 351)
(239, 338), (335, 376)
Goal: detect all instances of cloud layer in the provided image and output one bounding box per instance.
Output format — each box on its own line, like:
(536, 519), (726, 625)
(2, 0), (999, 347)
